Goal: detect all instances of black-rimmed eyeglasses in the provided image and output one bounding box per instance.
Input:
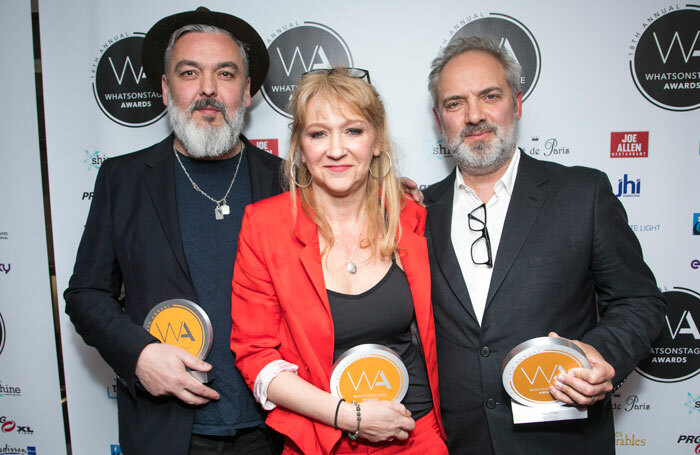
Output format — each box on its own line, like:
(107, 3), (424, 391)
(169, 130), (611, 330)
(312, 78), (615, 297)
(468, 203), (493, 268)
(301, 67), (371, 84)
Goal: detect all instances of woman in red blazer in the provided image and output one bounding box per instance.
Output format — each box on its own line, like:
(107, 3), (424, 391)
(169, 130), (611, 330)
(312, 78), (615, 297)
(231, 68), (447, 455)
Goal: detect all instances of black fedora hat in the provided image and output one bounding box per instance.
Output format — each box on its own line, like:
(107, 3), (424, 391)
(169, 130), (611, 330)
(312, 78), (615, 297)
(142, 6), (269, 96)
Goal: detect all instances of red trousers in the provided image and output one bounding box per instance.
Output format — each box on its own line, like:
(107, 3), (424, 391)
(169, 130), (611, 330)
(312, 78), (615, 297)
(333, 409), (447, 455)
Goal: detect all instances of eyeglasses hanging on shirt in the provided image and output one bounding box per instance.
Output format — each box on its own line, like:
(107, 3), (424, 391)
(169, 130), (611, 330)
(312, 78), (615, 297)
(468, 203), (493, 268)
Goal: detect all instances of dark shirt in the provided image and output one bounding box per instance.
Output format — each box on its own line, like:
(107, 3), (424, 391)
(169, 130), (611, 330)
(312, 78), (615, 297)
(174, 148), (265, 436)
(327, 261), (433, 418)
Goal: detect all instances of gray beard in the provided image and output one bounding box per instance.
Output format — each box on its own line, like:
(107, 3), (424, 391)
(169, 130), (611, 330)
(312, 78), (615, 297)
(446, 120), (518, 177)
(167, 92), (246, 159)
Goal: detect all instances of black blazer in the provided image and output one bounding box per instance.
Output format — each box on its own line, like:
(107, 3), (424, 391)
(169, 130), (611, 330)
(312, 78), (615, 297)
(424, 152), (665, 455)
(65, 134), (283, 455)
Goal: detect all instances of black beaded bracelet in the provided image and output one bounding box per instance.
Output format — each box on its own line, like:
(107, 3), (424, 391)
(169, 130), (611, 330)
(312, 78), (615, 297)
(334, 398), (345, 430)
(346, 400), (361, 440)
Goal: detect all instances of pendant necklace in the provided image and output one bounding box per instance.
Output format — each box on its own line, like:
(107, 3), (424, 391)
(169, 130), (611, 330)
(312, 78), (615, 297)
(174, 142), (243, 220)
(344, 214), (366, 274)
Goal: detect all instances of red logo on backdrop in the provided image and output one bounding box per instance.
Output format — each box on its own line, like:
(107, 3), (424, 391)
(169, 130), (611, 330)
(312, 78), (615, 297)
(251, 139), (279, 156)
(611, 132), (649, 158)
(1, 419), (15, 432)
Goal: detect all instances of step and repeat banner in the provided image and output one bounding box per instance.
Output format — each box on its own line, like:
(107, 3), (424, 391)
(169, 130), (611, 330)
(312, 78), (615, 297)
(37, 0), (698, 454)
(0, 1), (67, 455)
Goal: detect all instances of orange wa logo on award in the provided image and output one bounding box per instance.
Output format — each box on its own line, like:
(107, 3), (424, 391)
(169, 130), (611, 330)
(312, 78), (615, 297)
(143, 299), (212, 359)
(331, 345), (408, 403)
(509, 349), (587, 405)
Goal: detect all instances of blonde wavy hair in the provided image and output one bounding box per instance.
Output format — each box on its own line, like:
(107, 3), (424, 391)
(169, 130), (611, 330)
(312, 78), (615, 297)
(284, 68), (405, 259)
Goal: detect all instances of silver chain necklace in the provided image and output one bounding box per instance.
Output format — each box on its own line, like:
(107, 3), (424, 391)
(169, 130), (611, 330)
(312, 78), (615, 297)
(343, 213), (366, 274)
(173, 143), (244, 220)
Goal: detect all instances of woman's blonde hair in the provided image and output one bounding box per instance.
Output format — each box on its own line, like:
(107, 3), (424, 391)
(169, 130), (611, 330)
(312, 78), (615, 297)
(284, 68), (405, 259)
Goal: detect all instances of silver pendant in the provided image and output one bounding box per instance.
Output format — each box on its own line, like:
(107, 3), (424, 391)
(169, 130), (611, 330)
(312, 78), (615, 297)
(215, 206), (224, 220)
(220, 203), (230, 215)
(347, 261), (357, 274)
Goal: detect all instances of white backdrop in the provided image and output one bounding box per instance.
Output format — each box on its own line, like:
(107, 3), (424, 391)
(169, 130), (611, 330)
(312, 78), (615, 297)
(0, 1), (66, 455)
(38, 0), (700, 453)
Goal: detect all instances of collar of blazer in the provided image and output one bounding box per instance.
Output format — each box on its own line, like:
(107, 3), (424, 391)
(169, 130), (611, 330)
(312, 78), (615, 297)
(291, 191), (427, 249)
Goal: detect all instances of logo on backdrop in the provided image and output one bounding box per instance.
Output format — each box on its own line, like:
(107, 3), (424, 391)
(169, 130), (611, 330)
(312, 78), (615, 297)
(684, 392), (700, 414)
(91, 32), (166, 127)
(0, 231), (7, 240)
(262, 22), (353, 118)
(692, 259), (700, 270)
(612, 393), (651, 412)
(110, 444), (122, 454)
(0, 445), (36, 455)
(0, 263), (11, 275)
(429, 138), (451, 159)
(83, 150), (108, 171)
(615, 431), (647, 447)
(0, 380), (22, 398)
(524, 135), (572, 158)
(445, 12), (541, 101)
(694, 213), (700, 235)
(629, 5), (700, 111)
(637, 287), (700, 382)
(0, 416), (33, 435)
(250, 139), (279, 156)
(611, 132), (649, 158)
(0, 312), (5, 357)
(107, 376), (118, 399)
(628, 222), (661, 233)
(614, 174), (641, 198)
(676, 435), (700, 451)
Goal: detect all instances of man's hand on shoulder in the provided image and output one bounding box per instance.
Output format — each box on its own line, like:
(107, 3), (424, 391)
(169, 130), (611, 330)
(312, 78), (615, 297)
(135, 343), (220, 405)
(547, 332), (614, 406)
(399, 177), (424, 205)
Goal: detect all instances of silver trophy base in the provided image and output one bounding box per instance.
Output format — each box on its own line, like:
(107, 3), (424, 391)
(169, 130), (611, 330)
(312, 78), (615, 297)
(511, 400), (587, 424)
(187, 368), (213, 384)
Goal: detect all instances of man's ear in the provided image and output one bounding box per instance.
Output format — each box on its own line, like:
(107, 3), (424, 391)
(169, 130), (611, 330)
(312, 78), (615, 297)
(161, 75), (169, 106)
(514, 90), (523, 121)
(433, 107), (444, 134)
(244, 77), (252, 108)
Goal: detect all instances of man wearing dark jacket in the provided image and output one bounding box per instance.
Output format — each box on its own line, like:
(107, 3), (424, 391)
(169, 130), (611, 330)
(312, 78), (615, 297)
(65, 8), (283, 455)
(424, 36), (665, 454)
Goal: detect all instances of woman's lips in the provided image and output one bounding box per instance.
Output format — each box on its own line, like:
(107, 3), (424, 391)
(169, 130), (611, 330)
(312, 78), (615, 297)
(324, 165), (352, 172)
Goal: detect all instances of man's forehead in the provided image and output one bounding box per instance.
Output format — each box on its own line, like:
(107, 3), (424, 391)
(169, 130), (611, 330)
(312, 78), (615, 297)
(439, 51), (508, 91)
(171, 31), (241, 59)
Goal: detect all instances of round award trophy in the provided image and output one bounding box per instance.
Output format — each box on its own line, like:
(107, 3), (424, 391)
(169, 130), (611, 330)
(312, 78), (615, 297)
(143, 299), (213, 383)
(501, 337), (590, 424)
(330, 344), (408, 403)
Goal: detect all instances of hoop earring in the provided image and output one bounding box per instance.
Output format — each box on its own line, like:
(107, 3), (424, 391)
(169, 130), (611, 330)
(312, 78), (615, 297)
(369, 151), (392, 179)
(290, 159), (312, 188)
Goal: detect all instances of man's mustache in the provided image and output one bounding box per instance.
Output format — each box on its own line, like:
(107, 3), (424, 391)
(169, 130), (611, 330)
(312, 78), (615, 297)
(459, 121), (497, 140)
(189, 98), (228, 120)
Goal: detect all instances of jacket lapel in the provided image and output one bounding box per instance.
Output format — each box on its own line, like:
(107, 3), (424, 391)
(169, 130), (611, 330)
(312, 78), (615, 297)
(293, 198), (332, 322)
(143, 136), (191, 280)
(427, 171), (478, 323)
(399, 229), (430, 334)
(485, 152), (549, 309)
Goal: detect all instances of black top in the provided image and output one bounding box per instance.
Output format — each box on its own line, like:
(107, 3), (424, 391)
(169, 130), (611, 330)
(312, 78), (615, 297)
(327, 261), (433, 419)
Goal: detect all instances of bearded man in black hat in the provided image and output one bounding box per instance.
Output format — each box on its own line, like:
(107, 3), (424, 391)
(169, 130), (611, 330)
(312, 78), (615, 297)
(65, 8), (283, 455)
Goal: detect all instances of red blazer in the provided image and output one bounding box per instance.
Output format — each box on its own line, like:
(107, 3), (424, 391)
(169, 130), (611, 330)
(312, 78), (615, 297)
(231, 192), (445, 455)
